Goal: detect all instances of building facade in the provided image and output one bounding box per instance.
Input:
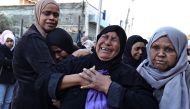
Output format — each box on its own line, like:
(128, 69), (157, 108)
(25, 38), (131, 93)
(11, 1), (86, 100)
(0, 1), (109, 41)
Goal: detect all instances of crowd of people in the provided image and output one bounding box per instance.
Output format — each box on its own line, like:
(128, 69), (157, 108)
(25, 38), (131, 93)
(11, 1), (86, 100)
(0, 0), (189, 109)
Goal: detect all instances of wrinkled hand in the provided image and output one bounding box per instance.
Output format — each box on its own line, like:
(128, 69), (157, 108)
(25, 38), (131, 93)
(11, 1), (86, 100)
(72, 49), (92, 57)
(77, 73), (92, 86)
(79, 66), (112, 94)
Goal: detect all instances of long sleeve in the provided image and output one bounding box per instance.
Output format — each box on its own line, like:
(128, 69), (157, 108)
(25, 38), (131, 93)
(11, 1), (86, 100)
(23, 35), (64, 94)
(106, 64), (159, 109)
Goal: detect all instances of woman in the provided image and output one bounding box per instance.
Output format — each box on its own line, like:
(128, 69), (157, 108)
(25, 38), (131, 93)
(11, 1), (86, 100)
(137, 27), (190, 109)
(52, 25), (158, 109)
(12, 0), (62, 109)
(122, 35), (147, 68)
(47, 28), (78, 63)
(0, 30), (16, 109)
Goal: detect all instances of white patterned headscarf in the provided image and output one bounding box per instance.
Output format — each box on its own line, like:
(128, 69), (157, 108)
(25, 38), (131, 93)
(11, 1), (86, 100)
(34, 0), (59, 37)
(137, 27), (189, 109)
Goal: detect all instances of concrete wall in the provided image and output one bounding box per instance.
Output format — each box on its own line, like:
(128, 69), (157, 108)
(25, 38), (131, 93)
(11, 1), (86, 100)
(0, 2), (109, 41)
(0, 3), (85, 40)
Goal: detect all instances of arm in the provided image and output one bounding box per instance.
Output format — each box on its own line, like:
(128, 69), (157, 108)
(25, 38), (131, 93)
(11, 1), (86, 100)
(79, 66), (159, 109)
(23, 35), (64, 99)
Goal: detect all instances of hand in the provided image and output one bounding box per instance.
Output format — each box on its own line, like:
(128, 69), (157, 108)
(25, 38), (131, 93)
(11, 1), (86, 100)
(72, 49), (92, 57)
(52, 99), (61, 108)
(79, 66), (112, 94)
(77, 73), (92, 86)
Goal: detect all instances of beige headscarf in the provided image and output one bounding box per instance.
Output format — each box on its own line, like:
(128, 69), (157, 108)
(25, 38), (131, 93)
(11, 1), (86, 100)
(34, 0), (59, 37)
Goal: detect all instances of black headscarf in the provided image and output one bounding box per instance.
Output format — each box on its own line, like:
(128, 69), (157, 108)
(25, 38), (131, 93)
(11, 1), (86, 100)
(122, 35), (147, 68)
(46, 28), (78, 54)
(92, 25), (127, 70)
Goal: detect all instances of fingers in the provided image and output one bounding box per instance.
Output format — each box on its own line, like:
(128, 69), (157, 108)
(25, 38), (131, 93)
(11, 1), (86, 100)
(80, 83), (94, 89)
(82, 66), (96, 80)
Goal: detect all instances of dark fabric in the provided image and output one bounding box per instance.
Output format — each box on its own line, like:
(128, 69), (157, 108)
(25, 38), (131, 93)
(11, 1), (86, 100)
(55, 54), (158, 109)
(11, 24), (63, 109)
(85, 70), (113, 109)
(0, 44), (15, 84)
(122, 35), (148, 68)
(46, 28), (78, 54)
(53, 25), (158, 109)
(96, 25), (127, 60)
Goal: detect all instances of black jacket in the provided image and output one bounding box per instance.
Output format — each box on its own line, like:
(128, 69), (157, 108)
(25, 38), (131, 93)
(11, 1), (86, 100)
(12, 24), (63, 109)
(0, 44), (15, 84)
(53, 54), (159, 109)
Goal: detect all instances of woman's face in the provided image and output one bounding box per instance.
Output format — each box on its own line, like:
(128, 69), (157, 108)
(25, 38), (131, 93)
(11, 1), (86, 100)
(96, 32), (120, 61)
(5, 38), (14, 49)
(50, 46), (69, 63)
(39, 4), (59, 32)
(131, 42), (146, 60)
(150, 36), (177, 72)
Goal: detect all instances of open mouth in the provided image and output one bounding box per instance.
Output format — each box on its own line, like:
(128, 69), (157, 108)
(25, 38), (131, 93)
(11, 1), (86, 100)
(101, 47), (111, 52)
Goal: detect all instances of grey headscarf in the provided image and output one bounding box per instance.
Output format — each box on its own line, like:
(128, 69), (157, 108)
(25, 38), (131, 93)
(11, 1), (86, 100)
(34, 0), (59, 37)
(137, 27), (189, 109)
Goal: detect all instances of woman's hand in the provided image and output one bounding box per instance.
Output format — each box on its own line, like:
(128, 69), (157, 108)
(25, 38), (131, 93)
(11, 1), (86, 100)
(72, 49), (92, 57)
(79, 66), (112, 94)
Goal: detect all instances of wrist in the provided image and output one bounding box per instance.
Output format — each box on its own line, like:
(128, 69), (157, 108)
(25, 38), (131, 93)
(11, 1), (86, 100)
(103, 80), (112, 94)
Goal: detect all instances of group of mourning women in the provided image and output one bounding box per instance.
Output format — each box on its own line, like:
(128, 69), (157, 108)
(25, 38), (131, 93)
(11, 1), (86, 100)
(10, 0), (189, 109)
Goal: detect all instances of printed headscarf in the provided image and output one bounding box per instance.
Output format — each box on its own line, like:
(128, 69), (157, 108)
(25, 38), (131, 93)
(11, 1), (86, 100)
(34, 0), (59, 37)
(137, 27), (189, 109)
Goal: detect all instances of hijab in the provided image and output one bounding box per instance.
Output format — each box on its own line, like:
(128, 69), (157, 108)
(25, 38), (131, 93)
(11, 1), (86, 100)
(0, 30), (15, 51)
(46, 28), (78, 54)
(86, 25), (127, 109)
(92, 25), (127, 70)
(34, 0), (59, 37)
(137, 27), (189, 109)
(122, 35), (147, 68)
(0, 30), (13, 44)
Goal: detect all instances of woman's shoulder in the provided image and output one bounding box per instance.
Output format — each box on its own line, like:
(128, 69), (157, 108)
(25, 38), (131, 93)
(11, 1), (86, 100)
(22, 24), (42, 40)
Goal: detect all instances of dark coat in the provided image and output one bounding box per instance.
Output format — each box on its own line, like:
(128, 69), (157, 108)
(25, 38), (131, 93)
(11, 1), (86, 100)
(0, 44), (15, 84)
(51, 25), (158, 109)
(54, 53), (158, 109)
(11, 24), (63, 109)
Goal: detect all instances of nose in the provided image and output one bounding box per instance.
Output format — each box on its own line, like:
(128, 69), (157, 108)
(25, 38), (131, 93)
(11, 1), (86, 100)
(157, 49), (165, 56)
(139, 49), (143, 54)
(49, 14), (55, 20)
(104, 39), (111, 45)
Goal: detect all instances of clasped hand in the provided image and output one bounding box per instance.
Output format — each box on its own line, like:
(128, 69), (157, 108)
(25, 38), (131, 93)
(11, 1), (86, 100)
(79, 66), (112, 94)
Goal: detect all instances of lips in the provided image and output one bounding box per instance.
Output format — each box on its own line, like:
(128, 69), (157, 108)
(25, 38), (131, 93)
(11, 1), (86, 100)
(155, 60), (165, 64)
(47, 23), (56, 27)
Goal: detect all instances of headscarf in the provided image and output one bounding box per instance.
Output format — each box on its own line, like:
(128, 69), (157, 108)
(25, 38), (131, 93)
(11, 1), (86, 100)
(137, 27), (189, 109)
(95, 25), (127, 65)
(46, 28), (78, 54)
(34, 0), (59, 37)
(85, 25), (127, 109)
(0, 30), (13, 44)
(0, 30), (15, 51)
(122, 35), (147, 68)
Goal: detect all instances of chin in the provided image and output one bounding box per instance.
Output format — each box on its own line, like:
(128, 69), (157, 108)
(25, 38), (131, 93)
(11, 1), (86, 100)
(99, 57), (112, 61)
